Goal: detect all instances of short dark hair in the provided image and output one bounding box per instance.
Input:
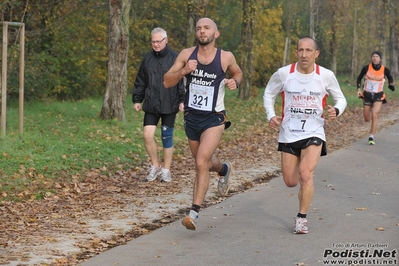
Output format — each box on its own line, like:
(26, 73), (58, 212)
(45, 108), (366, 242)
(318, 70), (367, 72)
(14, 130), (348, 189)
(297, 36), (319, 51)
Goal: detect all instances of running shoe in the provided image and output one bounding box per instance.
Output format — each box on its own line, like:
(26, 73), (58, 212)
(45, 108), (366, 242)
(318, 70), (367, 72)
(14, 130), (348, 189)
(182, 210), (198, 230)
(368, 137), (375, 145)
(218, 162), (231, 196)
(294, 217), (308, 234)
(160, 168), (172, 182)
(145, 165), (162, 182)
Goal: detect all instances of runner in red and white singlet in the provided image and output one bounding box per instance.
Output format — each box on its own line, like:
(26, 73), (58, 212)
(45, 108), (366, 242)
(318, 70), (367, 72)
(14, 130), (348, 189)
(263, 37), (347, 234)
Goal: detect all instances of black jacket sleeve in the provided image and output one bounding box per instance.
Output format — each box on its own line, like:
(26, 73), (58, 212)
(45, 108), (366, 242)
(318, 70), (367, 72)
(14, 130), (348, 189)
(132, 58), (147, 103)
(356, 65), (368, 89)
(177, 78), (185, 104)
(384, 67), (394, 85)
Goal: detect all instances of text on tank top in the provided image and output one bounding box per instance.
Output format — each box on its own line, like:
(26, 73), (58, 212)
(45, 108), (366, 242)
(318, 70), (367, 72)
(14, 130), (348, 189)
(364, 64), (385, 93)
(282, 63), (327, 133)
(185, 46), (226, 114)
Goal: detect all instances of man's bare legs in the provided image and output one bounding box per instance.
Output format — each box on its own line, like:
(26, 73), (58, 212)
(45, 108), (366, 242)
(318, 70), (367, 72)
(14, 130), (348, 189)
(143, 125), (163, 181)
(281, 144), (322, 233)
(143, 125), (160, 167)
(370, 102), (382, 136)
(363, 102), (382, 144)
(181, 125), (224, 230)
(189, 125), (224, 207)
(163, 147), (173, 170)
(363, 105), (371, 122)
(143, 125), (176, 181)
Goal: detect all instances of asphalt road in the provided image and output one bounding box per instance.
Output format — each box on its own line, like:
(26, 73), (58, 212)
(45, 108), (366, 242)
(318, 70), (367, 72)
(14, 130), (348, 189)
(82, 122), (399, 266)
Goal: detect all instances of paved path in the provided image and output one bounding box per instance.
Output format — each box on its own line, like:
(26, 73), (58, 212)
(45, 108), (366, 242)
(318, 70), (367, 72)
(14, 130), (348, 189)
(82, 123), (399, 266)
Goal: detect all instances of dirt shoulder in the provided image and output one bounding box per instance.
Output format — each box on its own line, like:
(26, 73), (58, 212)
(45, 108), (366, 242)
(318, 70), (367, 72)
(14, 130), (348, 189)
(1, 100), (399, 266)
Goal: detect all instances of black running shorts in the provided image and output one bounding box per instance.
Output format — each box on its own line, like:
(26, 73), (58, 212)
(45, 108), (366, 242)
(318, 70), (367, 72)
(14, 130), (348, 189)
(143, 112), (177, 128)
(362, 91), (385, 106)
(184, 111), (226, 141)
(278, 137), (327, 157)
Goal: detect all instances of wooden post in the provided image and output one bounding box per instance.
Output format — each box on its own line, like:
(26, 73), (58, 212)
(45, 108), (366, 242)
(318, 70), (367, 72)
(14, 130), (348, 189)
(19, 24), (25, 134)
(1, 23), (8, 138)
(0, 22), (25, 137)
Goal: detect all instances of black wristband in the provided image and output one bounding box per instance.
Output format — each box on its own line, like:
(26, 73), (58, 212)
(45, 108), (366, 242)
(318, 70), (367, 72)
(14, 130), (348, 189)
(234, 79), (239, 89)
(334, 107), (339, 116)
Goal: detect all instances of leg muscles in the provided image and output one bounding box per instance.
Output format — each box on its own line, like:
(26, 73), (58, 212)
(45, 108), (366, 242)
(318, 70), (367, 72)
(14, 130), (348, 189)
(191, 125), (224, 206)
(297, 145), (322, 214)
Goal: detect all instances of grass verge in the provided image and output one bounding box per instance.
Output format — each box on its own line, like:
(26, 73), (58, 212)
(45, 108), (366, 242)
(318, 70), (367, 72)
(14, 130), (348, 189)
(0, 78), (397, 201)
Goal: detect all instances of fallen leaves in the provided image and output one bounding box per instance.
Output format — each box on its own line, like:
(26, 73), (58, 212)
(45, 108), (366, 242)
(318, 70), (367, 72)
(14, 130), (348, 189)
(1, 103), (399, 265)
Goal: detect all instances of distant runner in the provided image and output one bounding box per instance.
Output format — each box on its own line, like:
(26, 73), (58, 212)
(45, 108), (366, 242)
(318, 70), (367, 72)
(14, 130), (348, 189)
(356, 50), (395, 145)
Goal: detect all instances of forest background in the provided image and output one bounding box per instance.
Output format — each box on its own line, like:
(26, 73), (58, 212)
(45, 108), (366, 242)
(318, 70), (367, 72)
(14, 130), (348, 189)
(0, 0), (399, 201)
(2, 1), (399, 264)
(1, 0), (399, 102)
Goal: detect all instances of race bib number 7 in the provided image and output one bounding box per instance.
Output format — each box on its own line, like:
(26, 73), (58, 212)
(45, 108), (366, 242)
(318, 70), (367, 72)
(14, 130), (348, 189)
(289, 108), (318, 132)
(290, 117), (317, 132)
(188, 83), (214, 111)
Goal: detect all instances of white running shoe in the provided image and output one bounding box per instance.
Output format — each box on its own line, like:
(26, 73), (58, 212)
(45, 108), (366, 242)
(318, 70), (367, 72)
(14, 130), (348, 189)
(145, 165), (162, 182)
(294, 217), (308, 234)
(182, 210), (198, 230)
(160, 168), (172, 182)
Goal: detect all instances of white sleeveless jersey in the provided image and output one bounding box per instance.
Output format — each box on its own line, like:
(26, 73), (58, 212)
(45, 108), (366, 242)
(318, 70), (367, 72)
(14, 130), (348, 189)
(263, 63), (347, 143)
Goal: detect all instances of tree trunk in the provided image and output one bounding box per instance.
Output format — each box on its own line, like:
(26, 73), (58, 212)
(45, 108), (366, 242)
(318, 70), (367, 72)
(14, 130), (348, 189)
(238, 0), (255, 100)
(309, 0), (316, 39)
(329, 0), (338, 74)
(351, 2), (358, 82)
(100, 0), (132, 121)
(379, 1), (387, 65)
(388, 0), (399, 78)
(389, 26), (399, 79)
(283, 37), (291, 66)
(282, 0), (294, 66)
(186, 0), (208, 47)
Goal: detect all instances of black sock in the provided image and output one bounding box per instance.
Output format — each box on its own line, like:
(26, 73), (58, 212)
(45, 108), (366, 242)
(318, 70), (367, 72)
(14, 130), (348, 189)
(191, 204), (200, 213)
(218, 163), (227, 176)
(297, 212), (307, 218)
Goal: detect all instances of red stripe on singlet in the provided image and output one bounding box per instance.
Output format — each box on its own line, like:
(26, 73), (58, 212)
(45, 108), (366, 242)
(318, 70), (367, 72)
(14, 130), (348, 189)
(315, 64), (320, 75)
(289, 63), (296, 73)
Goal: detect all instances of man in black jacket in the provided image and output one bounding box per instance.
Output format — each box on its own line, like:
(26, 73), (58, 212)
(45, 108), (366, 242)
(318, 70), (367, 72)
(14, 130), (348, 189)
(132, 27), (185, 182)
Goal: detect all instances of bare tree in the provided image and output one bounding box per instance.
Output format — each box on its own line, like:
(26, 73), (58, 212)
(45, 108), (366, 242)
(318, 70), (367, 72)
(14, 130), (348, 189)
(238, 0), (255, 100)
(387, 0), (399, 78)
(282, 0), (294, 66)
(328, 1), (338, 73)
(186, 0), (208, 47)
(326, 0), (349, 74)
(389, 24), (399, 78)
(351, 1), (358, 81)
(100, 0), (132, 121)
(309, 0), (318, 39)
